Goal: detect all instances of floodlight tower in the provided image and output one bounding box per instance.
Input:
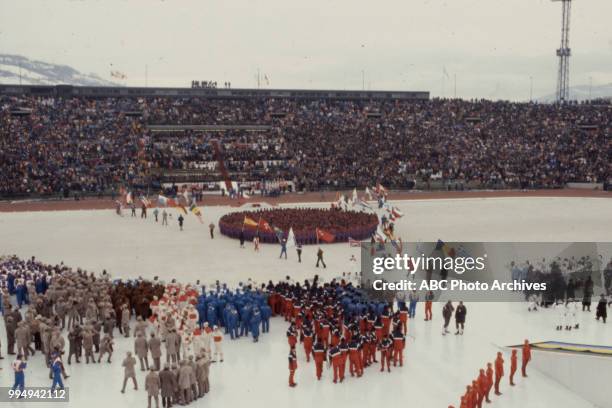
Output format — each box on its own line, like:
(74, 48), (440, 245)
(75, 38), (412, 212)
(552, 0), (572, 102)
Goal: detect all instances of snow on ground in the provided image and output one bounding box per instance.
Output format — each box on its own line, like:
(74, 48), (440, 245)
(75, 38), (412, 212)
(1, 197), (610, 286)
(0, 197), (611, 408)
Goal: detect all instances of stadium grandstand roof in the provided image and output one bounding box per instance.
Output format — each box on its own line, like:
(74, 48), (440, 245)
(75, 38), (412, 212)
(0, 84), (429, 101)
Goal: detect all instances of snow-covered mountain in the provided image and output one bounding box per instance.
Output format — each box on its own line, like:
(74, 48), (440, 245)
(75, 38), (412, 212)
(0, 54), (120, 87)
(538, 83), (612, 102)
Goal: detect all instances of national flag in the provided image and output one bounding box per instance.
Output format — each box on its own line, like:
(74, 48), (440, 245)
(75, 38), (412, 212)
(160, 196), (185, 213)
(273, 226), (285, 242)
(375, 183), (388, 196)
(189, 204), (204, 224)
(356, 199), (372, 211)
(287, 227), (296, 248)
(348, 237), (362, 248)
(316, 228), (335, 243)
(391, 207), (403, 219)
(139, 195), (151, 207)
(389, 206), (403, 221)
(331, 192), (341, 209)
(338, 194), (347, 211)
(167, 198), (178, 207)
(243, 216), (258, 228)
(160, 196), (186, 214)
(182, 190), (190, 206)
(258, 218), (273, 233)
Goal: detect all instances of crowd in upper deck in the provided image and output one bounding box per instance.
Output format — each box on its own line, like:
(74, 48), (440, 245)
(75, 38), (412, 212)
(1, 95), (609, 196)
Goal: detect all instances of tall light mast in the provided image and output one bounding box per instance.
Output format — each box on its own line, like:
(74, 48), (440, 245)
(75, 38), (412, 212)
(553, 0), (572, 102)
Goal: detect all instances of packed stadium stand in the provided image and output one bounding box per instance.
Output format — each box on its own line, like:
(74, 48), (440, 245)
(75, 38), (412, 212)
(0, 85), (609, 198)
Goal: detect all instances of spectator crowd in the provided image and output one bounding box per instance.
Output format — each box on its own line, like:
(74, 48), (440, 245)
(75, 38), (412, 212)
(1, 95), (609, 197)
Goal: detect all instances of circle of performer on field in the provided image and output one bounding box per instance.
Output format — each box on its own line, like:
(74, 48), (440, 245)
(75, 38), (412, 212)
(219, 208), (378, 244)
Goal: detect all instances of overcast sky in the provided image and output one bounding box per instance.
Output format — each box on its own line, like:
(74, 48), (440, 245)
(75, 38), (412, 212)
(1, 0), (611, 100)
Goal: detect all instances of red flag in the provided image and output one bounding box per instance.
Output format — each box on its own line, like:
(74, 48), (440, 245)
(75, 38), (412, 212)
(316, 228), (335, 243)
(258, 218), (273, 233)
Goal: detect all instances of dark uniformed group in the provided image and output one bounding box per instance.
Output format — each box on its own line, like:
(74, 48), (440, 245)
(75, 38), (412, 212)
(0, 256), (212, 408)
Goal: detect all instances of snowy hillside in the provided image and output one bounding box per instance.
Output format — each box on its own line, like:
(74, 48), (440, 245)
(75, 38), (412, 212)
(0, 54), (120, 87)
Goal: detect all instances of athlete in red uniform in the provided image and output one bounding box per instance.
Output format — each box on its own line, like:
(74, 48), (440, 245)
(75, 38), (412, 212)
(509, 349), (518, 386)
(477, 368), (487, 408)
(339, 339), (349, 381)
(288, 347), (297, 387)
(379, 336), (392, 372)
(286, 324), (297, 348)
(312, 340), (326, 380)
(398, 307), (408, 334)
(494, 352), (504, 396)
(522, 339), (531, 377)
(392, 328), (406, 367)
(485, 362), (493, 403)
(328, 344), (343, 383)
(348, 337), (362, 377)
(302, 326), (313, 362)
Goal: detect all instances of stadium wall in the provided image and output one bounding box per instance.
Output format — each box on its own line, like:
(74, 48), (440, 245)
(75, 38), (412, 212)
(529, 348), (612, 408)
(0, 84), (429, 101)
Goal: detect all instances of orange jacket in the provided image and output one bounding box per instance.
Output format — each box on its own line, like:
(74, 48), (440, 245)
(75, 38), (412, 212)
(522, 344), (531, 362)
(486, 367), (494, 387)
(510, 354), (517, 371)
(495, 357), (504, 377)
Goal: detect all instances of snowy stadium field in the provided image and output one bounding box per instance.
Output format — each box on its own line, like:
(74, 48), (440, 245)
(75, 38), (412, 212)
(1, 196), (611, 408)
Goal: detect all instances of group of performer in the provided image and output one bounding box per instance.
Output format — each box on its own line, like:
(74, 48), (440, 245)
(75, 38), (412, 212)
(271, 276), (408, 387)
(0, 256), (240, 407)
(451, 340), (531, 408)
